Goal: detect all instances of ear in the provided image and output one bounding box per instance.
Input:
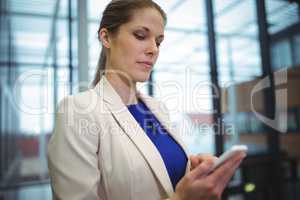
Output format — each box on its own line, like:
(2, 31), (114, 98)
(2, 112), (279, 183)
(99, 28), (111, 49)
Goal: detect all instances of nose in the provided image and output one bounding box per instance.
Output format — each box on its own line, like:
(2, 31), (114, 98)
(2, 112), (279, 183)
(146, 38), (159, 56)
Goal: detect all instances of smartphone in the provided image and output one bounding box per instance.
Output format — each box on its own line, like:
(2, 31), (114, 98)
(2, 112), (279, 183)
(210, 145), (248, 172)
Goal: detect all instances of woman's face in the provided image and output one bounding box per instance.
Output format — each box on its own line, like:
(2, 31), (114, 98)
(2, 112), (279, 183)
(105, 7), (165, 82)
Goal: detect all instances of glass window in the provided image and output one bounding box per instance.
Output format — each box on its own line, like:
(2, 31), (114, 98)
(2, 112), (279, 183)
(267, 0), (300, 69)
(153, 0), (214, 155)
(271, 39), (293, 69)
(0, 0), (75, 186)
(293, 34), (300, 65)
(266, 0), (299, 34)
(214, 0), (266, 153)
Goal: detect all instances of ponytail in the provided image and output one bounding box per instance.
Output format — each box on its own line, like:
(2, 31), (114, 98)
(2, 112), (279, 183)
(91, 47), (106, 87)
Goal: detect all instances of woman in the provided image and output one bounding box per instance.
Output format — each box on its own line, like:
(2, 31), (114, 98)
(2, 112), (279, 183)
(47, 0), (245, 200)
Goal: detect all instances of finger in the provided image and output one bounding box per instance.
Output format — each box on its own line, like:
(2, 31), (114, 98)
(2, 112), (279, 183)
(221, 159), (243, 185)
(204, 157), (242, 195)
(197, 154), (218, 163)
(190, 154), (218, 170)
(216, 158), (243, 193)
(189, 155), (199, 170)
(189, 159), (215, 180)
(207, 152), (245, 183)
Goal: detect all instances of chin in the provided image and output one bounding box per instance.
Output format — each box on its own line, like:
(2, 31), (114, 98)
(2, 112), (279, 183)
(132, 72), (151, 83)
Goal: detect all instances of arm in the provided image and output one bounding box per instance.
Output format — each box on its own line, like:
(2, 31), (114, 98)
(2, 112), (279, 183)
(47, 96), (101, 200)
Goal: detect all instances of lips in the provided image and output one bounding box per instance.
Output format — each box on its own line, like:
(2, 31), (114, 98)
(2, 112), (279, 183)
(137, 61), (153, 69)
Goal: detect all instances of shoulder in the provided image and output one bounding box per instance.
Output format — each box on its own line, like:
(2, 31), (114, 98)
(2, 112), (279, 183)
(56, 88), (103, 116)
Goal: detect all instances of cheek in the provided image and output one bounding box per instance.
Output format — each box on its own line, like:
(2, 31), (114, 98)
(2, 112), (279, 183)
(121, 40), (143, 63)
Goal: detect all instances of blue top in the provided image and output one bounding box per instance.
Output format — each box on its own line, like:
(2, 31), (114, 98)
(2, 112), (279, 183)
(127, 99), (187, 190)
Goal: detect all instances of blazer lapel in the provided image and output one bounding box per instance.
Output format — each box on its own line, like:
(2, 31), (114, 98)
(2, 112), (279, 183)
(93, 76), (174, 197)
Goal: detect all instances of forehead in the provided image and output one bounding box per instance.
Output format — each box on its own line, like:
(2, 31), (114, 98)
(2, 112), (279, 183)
(123, 7), (165, 35)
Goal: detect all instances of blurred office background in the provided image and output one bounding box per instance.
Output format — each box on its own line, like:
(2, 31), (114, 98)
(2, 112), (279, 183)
(0, 0), (300, 199)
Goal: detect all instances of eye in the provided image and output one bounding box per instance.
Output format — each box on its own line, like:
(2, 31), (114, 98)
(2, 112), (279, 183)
(156, 42), (161, 47)
(134, 33), (145, 40)
(156, 39), (164, 48)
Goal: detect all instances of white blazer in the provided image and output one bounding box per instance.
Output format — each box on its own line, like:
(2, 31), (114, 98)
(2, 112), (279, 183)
(47, 76), (191, 200)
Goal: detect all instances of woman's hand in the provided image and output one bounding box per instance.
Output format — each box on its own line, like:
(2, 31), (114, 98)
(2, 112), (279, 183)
(189, 154), (218, 171)
(171, 152), (246, 200)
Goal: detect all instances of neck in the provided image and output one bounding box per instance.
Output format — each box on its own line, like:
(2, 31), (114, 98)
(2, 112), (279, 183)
(105, 73), (138, 105)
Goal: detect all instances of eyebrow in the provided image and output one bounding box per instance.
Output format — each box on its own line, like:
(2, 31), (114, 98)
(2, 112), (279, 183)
(137, 26), (164, 39)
